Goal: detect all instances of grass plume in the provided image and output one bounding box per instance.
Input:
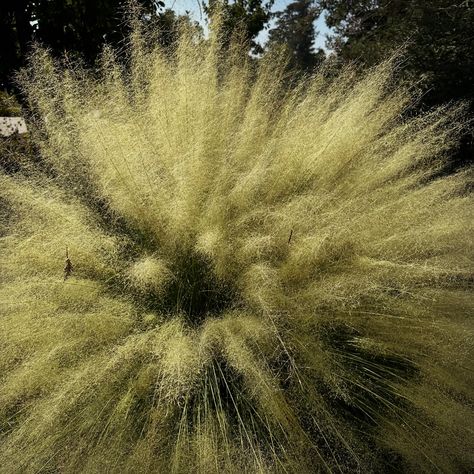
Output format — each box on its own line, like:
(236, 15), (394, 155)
(0, 16), (473, 473)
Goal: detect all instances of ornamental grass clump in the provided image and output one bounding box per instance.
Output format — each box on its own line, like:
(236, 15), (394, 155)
(0, 15), (473, 474)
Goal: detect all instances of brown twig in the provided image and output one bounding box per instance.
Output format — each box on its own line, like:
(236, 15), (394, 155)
(64, 246), (73, 281)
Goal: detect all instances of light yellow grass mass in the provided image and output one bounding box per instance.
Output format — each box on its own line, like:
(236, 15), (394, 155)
(0, 17), (473, 474)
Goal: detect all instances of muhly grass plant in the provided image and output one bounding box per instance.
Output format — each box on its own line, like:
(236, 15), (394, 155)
(0, 17), (473, 474)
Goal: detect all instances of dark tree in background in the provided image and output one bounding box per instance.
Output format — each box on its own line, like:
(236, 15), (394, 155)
(204, 0), (275, 53)
(267, 0), (324, 72)
(31, 0), (163, 59)
(0, 0), (34, 90)
(319, 0), (474, 166)
(152, 8), (203, 51)
(0, 0), (165, 90)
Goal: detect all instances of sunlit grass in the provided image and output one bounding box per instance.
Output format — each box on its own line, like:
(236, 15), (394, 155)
(0, 14), (472, 473)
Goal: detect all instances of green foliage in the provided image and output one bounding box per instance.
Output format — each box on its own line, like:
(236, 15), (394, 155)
(320, 0), (474, 108)
(31, 0), (163, 61)
(153, 8), (204, 51)
(204, 0), (275, 53)
(0, 16), (473, 473)
(0, 0), (174, 89)
(267, 0), (324, 72)
(0, 0), (33, 89)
